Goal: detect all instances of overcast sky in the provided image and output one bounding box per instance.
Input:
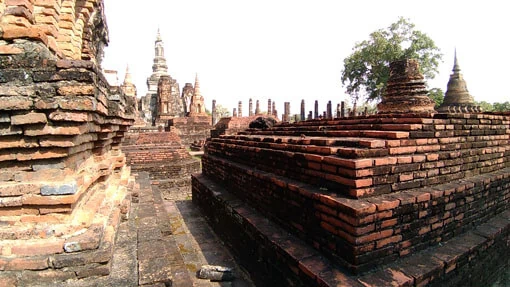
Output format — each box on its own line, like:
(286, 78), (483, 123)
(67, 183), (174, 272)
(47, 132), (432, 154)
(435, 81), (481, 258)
(102, 0), (509, 115)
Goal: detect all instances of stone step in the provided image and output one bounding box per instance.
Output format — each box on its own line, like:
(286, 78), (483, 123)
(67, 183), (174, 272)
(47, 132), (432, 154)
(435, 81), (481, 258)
(216, 135), (387, 149)
(192, 172), (510, 286)
(243, 129), (410, 140)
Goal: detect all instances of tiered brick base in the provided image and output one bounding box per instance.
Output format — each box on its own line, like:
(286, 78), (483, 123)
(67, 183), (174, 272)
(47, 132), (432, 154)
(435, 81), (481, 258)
(193, 174), (509, 286)
(193, 112), (510, 285)
(122, 131), (200, 200)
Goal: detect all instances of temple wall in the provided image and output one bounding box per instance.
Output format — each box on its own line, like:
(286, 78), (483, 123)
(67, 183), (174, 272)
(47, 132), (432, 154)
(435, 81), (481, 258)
(195, 112), (510, 278)
(0, 0), (135, 284)
(121, 131), (200, 200)
(207, 114), (510, 198)
(168, 116), (211, 146)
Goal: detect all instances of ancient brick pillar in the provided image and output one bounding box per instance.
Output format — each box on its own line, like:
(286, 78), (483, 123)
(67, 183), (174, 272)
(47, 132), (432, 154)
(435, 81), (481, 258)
(336, 103), (341, 118)
(341, 101), (345, 118)
(255, 100), (261, 115)
(268, 99), (272, 116)
(212, 99), (217, 125)
(314, 100), (319, 119)
(233, 108), (237, 117)
(327, 101), (332, 119)
(272, 101), (276, 117)
(300, 100), (305, 121)
(249, 98), (253, 116)
(238, 101), (243, 118)
(283, 102), (290, 122)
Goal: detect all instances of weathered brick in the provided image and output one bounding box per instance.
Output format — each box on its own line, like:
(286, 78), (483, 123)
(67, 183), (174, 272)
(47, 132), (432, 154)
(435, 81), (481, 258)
(10, 112), (47, 125)
(10, 239), (64, 256)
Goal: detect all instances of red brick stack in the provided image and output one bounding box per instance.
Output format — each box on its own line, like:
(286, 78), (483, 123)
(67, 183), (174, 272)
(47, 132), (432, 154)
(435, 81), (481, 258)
(122, 131), (200, 199)
(0, 0), (135, 284)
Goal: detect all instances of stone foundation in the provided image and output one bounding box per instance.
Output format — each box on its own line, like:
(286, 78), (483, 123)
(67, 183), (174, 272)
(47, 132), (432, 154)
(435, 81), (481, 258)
(193, 111), (510, 285)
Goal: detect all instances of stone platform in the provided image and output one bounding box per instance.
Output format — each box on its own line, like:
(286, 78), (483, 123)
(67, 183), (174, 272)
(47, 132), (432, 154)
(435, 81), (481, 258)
(193, 173), (510, 287)
(193, 112), (510, 286)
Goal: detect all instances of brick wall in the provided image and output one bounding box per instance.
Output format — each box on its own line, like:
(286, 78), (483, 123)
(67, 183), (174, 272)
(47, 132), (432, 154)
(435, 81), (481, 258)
(121, 131), (200, 200)
(197, 112), (510, 274)
(206, 114), (510, 198)
(168, 115), (211, 146)
(0, 0), (135, 283)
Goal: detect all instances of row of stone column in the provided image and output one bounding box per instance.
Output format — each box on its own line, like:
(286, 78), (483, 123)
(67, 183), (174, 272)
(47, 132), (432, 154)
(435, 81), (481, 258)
(211, 98), (375, 125)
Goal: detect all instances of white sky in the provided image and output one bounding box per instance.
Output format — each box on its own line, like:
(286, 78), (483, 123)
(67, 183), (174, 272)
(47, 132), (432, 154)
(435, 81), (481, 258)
(102, 0), (509, 115)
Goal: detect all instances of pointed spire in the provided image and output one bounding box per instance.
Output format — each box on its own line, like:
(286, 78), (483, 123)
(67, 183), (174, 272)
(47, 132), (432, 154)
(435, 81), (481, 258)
(453, 48), (461, 73)
(123, 64), (133, 85)
(152, 29), (168, 73)
(194, 73), (201, 97)
(156, 27), (162, 42)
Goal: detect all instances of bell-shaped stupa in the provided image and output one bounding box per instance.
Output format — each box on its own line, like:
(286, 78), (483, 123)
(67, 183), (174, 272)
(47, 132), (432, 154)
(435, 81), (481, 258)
(437, 50), (479, 112)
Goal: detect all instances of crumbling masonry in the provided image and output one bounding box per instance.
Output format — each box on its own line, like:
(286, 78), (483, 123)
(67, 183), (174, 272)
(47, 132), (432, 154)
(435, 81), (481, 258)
(0, 0), (135, 285)
(193, 59), (510, 286)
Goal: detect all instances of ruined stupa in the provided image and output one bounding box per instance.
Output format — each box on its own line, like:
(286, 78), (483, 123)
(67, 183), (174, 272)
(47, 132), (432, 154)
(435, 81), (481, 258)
(437, 50), (478, 112)
(377, 59), (436, 114)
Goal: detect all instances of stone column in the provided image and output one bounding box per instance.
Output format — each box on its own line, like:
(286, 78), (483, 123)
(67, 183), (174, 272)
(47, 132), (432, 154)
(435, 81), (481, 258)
(377, 59), (435, 114)
(300, 99), (305, 121)
(307, 111), (313, 120)
(268, 99), (272, 116)
(284, 102), (290, 122)
(238, 101), (243, 118)
(233, 108), (237, 117)
(327, 101), (332, 119)
(255, 100), (261, 114)
(272, 101), (276, 117)
(341, 101), (345, 118)
(314, 100), (319, 119)
(249, 98), (253, 116)
(212, 99), (217, 125)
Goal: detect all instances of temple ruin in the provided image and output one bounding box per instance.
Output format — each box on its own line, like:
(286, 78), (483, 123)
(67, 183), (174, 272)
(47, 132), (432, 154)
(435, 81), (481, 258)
(1, 1), (509, 286)
(437, 50), (479, 113)
(0, 0), (135, 284)
(194, 59), (510, 286)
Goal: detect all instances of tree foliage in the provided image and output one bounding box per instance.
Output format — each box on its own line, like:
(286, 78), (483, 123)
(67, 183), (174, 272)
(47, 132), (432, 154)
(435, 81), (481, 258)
(214, 104), (230, 118)
(428, 88), (444, 108)
(492, 101), (510, 112)
(476, 101), (510, 112)
(341, 17), (443, 105)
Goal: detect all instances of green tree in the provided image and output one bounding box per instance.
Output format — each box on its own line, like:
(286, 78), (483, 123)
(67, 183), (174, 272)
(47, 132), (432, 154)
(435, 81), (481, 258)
(492, 101), (510, 112)
(476, 101), (494, 112)
(214, 104), (230, 118)
(428, 88), (444, 108)
(341, 17), (443, 107)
